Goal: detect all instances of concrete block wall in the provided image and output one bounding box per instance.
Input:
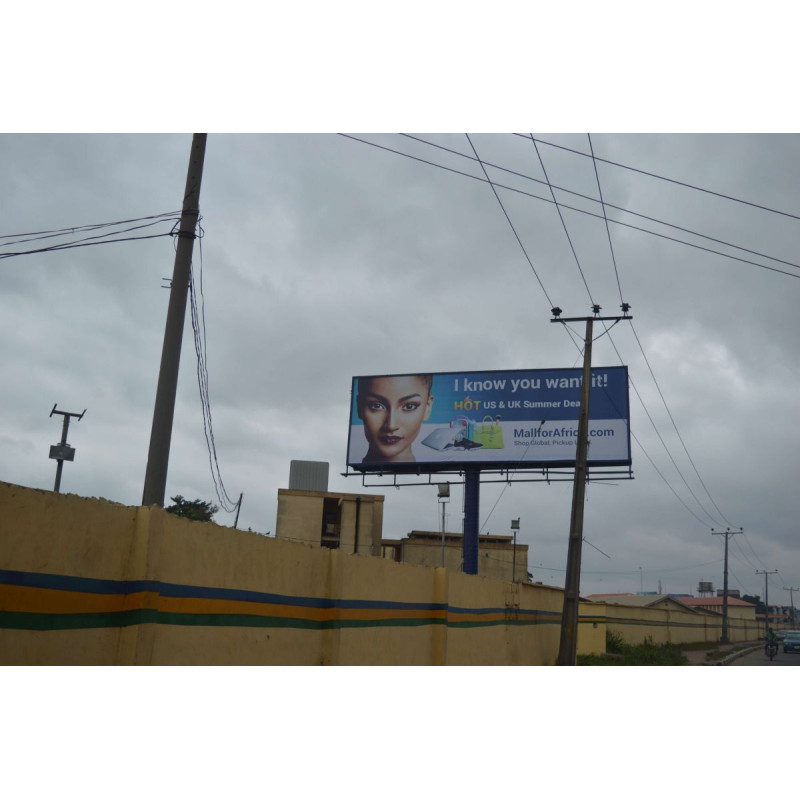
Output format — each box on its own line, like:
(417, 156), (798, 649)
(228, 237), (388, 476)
(0, 482), (743, 664)
(0, 482), (569, 664)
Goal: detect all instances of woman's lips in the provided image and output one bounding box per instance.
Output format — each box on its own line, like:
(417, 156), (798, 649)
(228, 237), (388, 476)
(380, 435), (402, 445)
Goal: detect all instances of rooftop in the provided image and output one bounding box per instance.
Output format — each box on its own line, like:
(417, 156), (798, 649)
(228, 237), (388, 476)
(679, 596), (755, 608)
(406, 530), (516, 545)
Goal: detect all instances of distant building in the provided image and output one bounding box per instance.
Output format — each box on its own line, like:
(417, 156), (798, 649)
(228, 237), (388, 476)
(381, 530), (529, 582)
(585, 593), (700, 613)
(678, 596), (755, 613)
(755, 604), (792, 628)
(587, 593), (757, 621)
(274, 484), (529, 580)
(275, 488), (384, 556)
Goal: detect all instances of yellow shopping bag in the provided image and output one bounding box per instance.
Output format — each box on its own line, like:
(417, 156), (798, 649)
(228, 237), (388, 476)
(472, 415), (504, 449)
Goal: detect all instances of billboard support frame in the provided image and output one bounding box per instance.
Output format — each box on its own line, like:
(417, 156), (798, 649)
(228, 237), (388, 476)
(463, 468), (480, 575)
(346, 366), (631, 474)
(341, 466), (634, 488)
(345, 358), (632, 583)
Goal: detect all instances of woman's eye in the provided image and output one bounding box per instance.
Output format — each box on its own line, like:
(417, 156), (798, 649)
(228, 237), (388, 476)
(403, 402), (420, 412)
(367, 402), (385, 411)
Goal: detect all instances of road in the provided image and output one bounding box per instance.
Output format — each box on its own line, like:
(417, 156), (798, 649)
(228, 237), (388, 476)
(730, 645), (800, 666)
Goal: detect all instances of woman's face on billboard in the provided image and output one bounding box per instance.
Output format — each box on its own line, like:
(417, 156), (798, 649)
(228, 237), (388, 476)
(358, 376), (433, 462)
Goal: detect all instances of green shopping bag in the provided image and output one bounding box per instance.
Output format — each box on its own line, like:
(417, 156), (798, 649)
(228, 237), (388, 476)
(472, 416), (504, 449)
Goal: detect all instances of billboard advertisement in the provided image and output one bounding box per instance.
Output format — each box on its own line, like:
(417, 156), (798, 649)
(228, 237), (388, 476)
(346, 367), (631, 473)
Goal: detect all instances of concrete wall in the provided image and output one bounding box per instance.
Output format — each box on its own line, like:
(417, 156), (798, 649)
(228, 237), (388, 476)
(593, 601), (761, 645)
(0, 482), (746, 664)
(1, 482), (570, 665)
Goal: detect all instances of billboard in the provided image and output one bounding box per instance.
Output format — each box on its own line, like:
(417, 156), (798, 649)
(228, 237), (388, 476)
(346, 367), (631, 473)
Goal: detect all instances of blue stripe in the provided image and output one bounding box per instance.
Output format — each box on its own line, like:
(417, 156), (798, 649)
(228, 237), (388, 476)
(0, 568), (161, 596)
(0, 568), (447, 612)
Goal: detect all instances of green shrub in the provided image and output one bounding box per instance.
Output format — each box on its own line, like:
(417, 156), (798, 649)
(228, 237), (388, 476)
(606, 629), (626, 654)
(577, 631), (689, 665)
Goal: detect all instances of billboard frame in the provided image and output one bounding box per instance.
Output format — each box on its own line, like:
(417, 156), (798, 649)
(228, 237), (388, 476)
(341, 465), (634, 488)
(345, 366), (631, 476)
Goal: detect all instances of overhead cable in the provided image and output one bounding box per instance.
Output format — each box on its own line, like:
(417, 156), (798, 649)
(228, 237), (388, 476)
(516, 134), (800, 224)
(527, 133), (596, 305)
(188, 225), (239, 515)
(340, 134), (800, 280)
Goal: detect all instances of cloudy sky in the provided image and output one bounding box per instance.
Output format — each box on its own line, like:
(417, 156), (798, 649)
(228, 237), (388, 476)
(2, 131), (798, 608)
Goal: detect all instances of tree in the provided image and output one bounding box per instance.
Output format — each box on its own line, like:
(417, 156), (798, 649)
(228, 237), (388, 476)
(165, 495), (218, 522)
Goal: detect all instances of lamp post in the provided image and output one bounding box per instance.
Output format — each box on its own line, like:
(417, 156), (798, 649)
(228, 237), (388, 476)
(438, 484), (450, 567)
(511, 518), (520, 583)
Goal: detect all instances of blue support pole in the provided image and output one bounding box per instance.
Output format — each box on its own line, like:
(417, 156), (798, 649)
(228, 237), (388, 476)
(463, 468), (480, 574)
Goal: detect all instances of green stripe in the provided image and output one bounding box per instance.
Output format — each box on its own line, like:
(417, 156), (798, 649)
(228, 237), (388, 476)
(0, 610), (158, 631)
(0, 610), (443, 631)
(0, 609), (569, 632)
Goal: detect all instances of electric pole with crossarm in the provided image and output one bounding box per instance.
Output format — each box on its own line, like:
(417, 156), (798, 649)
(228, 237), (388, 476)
(756, 569), (779, 635)
(712, 527), (743, 643)
(551, 303), (632, 666)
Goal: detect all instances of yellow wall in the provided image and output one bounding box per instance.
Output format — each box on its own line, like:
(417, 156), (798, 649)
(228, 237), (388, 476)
(0, 482), (747, 664)
(589, 600), (761, 646)
(1, 482), (566, 664)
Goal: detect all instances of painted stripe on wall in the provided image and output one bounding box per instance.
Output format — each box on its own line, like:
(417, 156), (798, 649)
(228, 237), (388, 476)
(0, 569), (565, 632)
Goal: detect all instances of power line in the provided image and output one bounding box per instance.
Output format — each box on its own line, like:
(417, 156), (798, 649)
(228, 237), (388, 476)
(462, 135), (585, 358)
(463, 133), (558, 311)
(0, 212), (182, 259)
(466, 131), (725, 534)
(630, 429), (713, 528)
(732, 537), (760, 571)
(583, 138), (738, 532)
(0, 211), (181, 241)
(392, 134), (800, 277)
(189, 227), (239, 515)
(0, 232), (176, 260)
(516, 134), (800, 224)
(628, 322), (734, 528)
(340, 133), (800, 280)
(742, 531), (771, 571)
(587, 133), (625, 305)
(526, 133), (595, 305)
(349, 132), (775, 576)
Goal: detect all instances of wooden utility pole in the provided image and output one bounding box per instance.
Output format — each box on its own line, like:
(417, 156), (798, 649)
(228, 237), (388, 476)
(712, 527), (743, 643)
(784, 586), (799, 627)
(552, 305), (631, 665)
(556, 315), (594, 666)
(756, 569), (778, 635)
(142, 134), (207, 507)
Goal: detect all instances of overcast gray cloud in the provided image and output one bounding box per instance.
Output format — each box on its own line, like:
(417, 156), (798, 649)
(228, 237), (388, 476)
(2, 132), (798, 605)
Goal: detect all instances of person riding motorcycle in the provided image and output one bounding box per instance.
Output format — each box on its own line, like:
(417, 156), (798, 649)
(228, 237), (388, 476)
(764, 627), (778, 654)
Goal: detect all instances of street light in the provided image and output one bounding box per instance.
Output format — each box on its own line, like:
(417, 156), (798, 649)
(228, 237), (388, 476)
(438, 484), (450, 567)
(511, 518), (520, 583)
